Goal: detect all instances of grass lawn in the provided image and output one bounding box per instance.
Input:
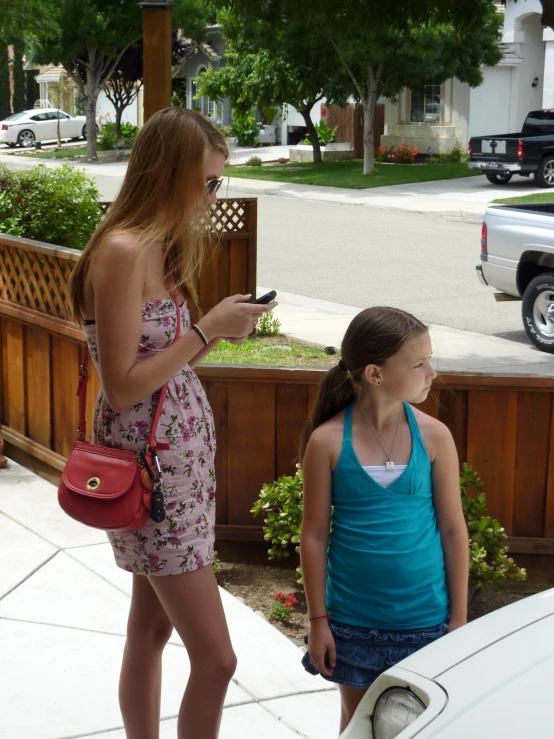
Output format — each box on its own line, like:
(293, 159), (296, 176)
(228, 159), (481, 189)
(19, 147), (88, 159)
(492, 192), (554, 205)
(202, 336), (337, 367)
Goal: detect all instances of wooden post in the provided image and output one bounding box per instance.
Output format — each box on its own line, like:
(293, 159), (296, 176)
(139, 0), (174, 122)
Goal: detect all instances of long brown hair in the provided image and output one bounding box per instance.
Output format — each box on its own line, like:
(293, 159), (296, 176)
(68, 108), (229, 325)
(299, 307), (427, 461)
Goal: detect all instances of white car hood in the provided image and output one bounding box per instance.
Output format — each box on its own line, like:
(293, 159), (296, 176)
(398, 589), (554, 680)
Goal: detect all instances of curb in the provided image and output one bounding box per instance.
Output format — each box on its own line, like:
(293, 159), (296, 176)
(228, 182), (485, 223)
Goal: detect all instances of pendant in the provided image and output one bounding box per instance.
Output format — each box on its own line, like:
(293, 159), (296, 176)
(386, 461), (395, 471)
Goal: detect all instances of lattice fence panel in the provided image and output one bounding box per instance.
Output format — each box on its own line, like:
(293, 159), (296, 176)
(100, 199), (249, 233)
(0, 241), (75, 320)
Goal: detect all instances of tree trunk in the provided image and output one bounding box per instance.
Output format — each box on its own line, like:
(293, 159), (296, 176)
(115, 105), (123, 138)
(301, 108), (322, 164)
(56, 111), (61, 148)
(0, 44), (10, 120)
(12, 42), (26, 114)
(85, 94), (98, 160)
(361, 64), (383, 176)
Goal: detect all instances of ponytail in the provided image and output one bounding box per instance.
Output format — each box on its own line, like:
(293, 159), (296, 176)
(298, 306), (428, 464)
(298, 363), (356, 463)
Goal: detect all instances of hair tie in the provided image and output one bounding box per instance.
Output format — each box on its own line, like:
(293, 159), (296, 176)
(338, 359), (347, 372)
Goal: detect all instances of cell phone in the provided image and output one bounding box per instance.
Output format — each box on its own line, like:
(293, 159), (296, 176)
(251, 290), (277, 305)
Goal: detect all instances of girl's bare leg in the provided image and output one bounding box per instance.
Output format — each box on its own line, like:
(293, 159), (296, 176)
(148, 565), (237, 739)
(338, 685), (367, 734)
(119, 575), (174, 739)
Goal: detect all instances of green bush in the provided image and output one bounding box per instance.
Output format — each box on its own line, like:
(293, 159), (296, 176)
(255, 309), (281, 337)
(427, 141), (467, 165)
(0, 164), (101, 250)
(231, 112), (262, 147)
(302, 121), (338, 147)
(253, 462), (526, 591)
(461, 463), (526, 590)
(245, 155), (263, 167)
(97, 122), (118, 151)
(252, 466), (303, 583)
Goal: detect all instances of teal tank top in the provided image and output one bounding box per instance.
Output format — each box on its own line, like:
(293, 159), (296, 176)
(326, 402), (449, 630)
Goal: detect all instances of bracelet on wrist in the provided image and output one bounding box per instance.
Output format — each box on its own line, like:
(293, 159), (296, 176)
(191, 324), (209, 346)
(309, 612), (331, 622)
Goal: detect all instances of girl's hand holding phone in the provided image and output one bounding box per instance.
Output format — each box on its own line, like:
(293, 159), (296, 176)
(198, 292), (277, 341)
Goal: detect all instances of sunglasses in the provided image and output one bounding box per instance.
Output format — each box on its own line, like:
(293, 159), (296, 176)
(206, 177), (224, 195)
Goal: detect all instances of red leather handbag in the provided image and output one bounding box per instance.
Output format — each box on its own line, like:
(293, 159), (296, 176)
(58, 283), (181, 531)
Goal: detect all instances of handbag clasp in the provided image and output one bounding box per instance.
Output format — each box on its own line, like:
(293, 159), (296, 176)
(86, 477), (101, 491)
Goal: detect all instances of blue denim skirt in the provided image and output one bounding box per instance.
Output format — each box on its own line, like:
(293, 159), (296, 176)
(301, 620), (448, 688)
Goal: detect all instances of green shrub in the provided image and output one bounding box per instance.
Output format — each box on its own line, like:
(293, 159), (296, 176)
(253, 462), (526, 590)
(119, 122), (139, 143)
(97, 122), (118, 151)
(461, 463), (526, 590)
(231, 112), (262, 147)
(245, 155), (263, 167)
(252, 466), (303, 583)
(0, 164), (101, 250)
(427, 141), (467, 165)
(302, 121), (338, 147)
(255, 309), (281, 336)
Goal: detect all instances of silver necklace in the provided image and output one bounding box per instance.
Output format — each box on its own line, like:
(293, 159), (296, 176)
(358, 403), (402, 471)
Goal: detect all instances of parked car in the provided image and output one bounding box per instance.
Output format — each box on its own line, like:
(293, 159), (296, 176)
(468, 109), (554, 187)
(476, 203), (554, 352)
(0, 109), (99, 148)
(341, 588), (554, 739)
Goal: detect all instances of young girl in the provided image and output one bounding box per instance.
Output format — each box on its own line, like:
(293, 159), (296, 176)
(299, 307), (468, 734)
(68, 108), (275, 739)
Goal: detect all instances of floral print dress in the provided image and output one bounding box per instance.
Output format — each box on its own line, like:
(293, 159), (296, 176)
(83, 299), (216, 576)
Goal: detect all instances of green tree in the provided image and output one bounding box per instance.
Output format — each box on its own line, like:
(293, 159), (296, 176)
(12, 41), (26, 113)
(205, 6), (350, 163)
(0, 44), (9, 120)
(323, 3), (503, 173)
(0, 0), (58, 45)
(225, 0), (503, 174)
(29, 0), (211, 160)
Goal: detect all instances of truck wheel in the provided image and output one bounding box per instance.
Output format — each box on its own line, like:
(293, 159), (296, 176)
(522, 273), (554, 353)
(485, 172), (512, 185)
(534, 156), (554, 187)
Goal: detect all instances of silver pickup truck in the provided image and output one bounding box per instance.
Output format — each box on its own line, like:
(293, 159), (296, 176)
(476, 203), (554, 352)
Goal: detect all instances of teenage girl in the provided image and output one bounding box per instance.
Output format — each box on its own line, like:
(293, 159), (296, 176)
(68, 108), (275, 739)
(299, 307), (468, 733)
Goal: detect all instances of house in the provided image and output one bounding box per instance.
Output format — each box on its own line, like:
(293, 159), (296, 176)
(381, 0), (551, 153)
(172, 24), (323, 144)
(32, 64), (142, 126)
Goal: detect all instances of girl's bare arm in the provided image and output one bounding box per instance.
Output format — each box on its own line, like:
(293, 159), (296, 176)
(91, 235), (269, 411)
(429, 421), (469, 631)
(300, 428), (333, 619)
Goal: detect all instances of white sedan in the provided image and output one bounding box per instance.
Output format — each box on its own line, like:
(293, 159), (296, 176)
(0, 109), (99, 148)
(341, 588), (554, 739)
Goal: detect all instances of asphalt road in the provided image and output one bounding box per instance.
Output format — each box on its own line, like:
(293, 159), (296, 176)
(250, 195), (525, 342)
(0, 156), (527, 341)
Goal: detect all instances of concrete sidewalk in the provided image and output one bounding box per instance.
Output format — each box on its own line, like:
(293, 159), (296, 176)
(0, 460), (339, 739)
(267, 289), (554, 376)
(2, 146), (548, 223)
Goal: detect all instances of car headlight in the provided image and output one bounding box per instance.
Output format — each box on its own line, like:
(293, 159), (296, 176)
(372, 687), (425, 739)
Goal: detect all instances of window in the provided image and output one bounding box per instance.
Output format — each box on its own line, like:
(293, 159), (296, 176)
(410, 84), (441, 124)
(522, 111), (554, 136)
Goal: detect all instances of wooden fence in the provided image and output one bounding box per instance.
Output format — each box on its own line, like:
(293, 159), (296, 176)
(326, 103), (385, 157)
(3, 212), (554, 552)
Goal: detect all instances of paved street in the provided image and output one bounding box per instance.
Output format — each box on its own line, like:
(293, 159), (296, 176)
(251, 196), (526, 341)
(0, 152), (538, 343)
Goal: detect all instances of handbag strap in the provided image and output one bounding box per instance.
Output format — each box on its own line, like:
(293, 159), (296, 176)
(77, 266), (182, 452)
